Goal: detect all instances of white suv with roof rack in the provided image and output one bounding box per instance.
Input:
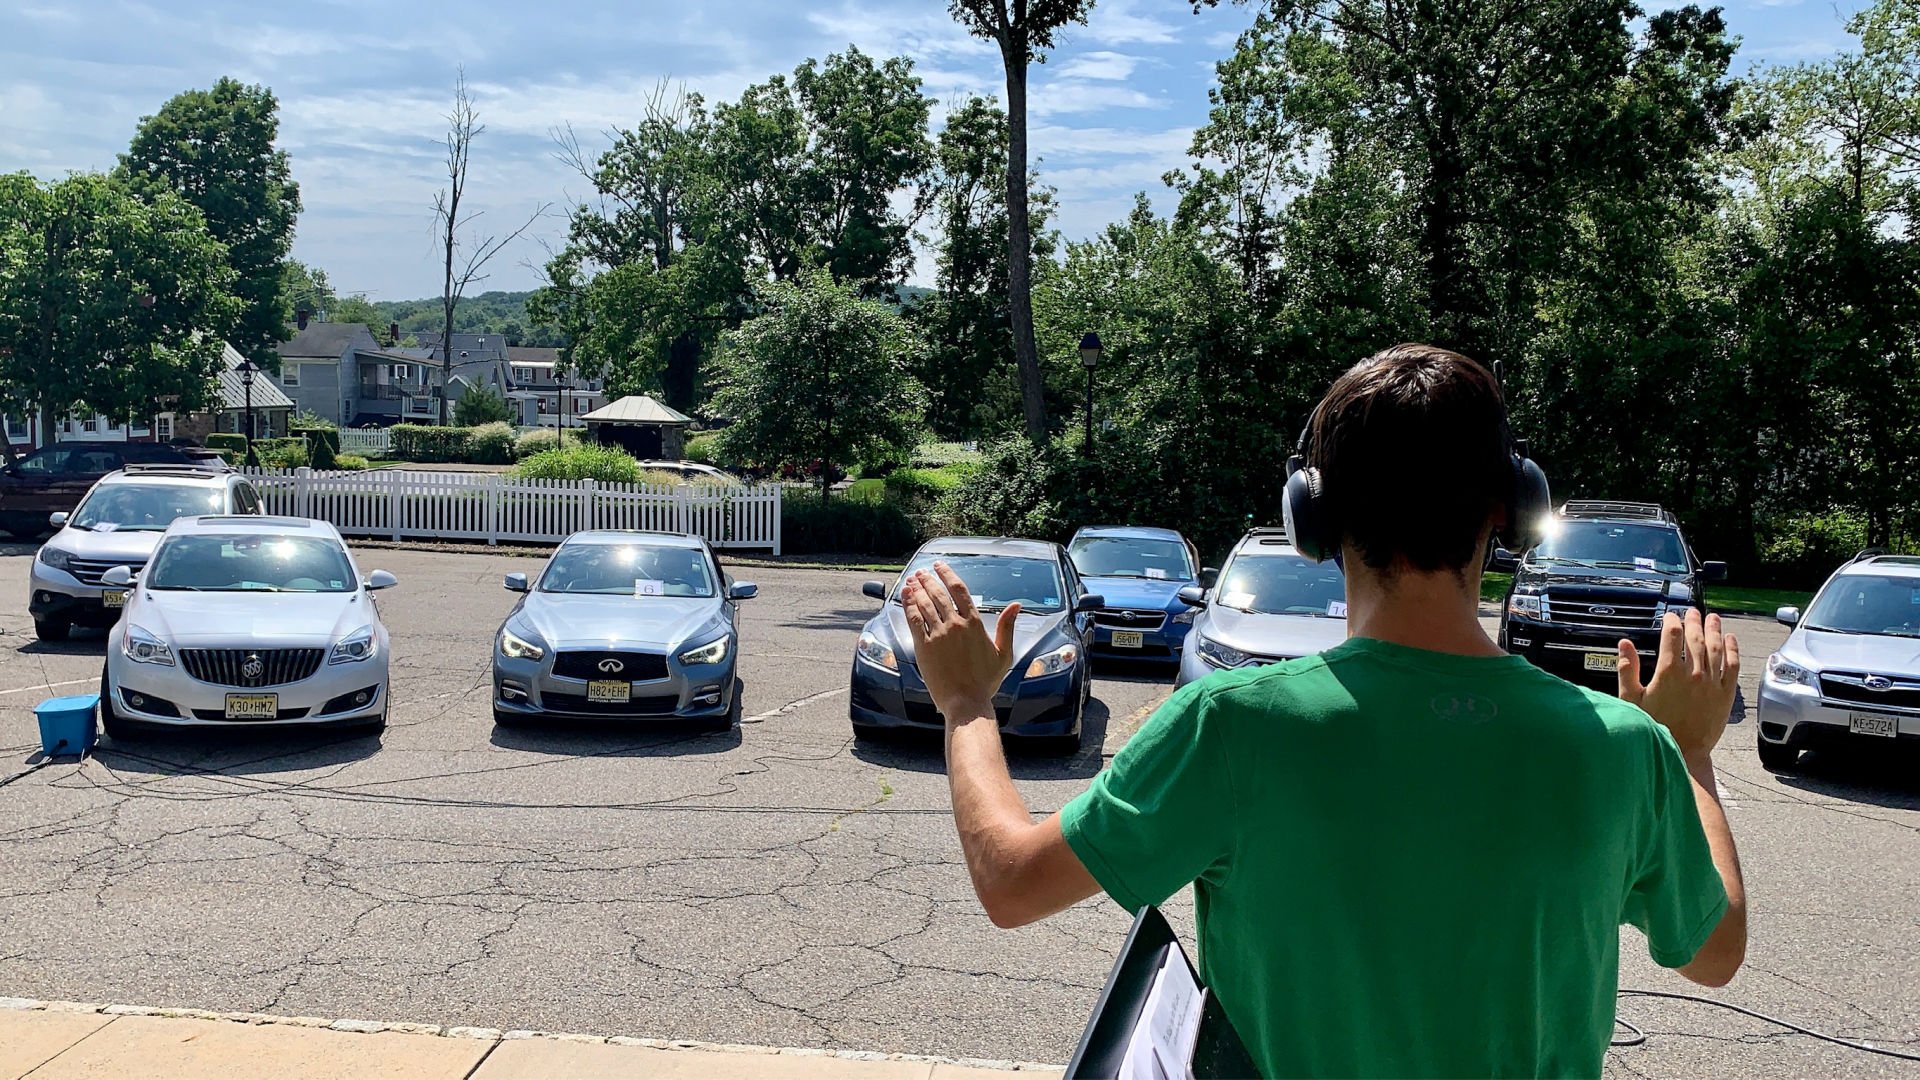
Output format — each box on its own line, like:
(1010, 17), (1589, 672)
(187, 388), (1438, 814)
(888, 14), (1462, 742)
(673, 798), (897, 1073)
(28, 465), (262, 641)
(1758, 550), (1920, 770)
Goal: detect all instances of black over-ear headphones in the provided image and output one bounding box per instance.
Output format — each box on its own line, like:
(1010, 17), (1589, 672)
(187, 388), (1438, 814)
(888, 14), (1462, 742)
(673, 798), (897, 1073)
(1281, 396), (1551, 565)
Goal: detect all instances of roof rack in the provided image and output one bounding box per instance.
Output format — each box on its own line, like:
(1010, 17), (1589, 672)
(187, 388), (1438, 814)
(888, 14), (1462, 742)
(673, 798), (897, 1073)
(1245, 526), (1293, 545)
(1850, 547), (1891, 563)
(117, 463), (231, 476)
(1559, 500), (1671, 522)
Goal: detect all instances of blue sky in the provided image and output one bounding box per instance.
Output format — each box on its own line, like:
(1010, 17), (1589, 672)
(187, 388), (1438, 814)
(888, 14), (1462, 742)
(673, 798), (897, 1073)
(1, 0), (1867, 301)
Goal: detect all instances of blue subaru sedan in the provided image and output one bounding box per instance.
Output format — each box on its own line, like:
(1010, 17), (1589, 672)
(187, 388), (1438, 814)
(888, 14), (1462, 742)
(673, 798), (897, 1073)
(1067, 525), (1210, 665)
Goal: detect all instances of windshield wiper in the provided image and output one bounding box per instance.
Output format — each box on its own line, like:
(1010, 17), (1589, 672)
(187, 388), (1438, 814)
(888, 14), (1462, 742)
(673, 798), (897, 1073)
(1534, 556), (1596, 567)
(1803, 624), (1861, 635)
(1591, 560), (1668, 571)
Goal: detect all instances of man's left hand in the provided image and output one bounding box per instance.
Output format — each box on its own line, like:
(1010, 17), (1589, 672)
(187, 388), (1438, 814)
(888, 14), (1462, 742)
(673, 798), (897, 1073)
(900, 564), (1019, 721)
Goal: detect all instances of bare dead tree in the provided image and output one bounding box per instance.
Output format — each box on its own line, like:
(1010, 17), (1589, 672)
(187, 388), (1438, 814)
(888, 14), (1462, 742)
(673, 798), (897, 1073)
(433, 69), (548, 425)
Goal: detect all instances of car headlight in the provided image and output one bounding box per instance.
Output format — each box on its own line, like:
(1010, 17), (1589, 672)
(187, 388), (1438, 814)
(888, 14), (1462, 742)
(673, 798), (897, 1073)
(1196, 635), (1250, 669)
(856, 631), (897, 672)
(37, 546), (73, 572)
(330, 626), (377, 665)
(1024, 643), (1080, 679)
(1767, 653), (1814, 687)
(678, 635), (731, 666)
(499, 626), (545, 661)
(124, 625), (174, 667)
(1508, 593), (1542, 619)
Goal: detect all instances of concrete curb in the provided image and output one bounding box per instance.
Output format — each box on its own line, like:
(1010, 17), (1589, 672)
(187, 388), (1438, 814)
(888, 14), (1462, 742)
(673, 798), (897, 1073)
(0, 995), (1060, 1073)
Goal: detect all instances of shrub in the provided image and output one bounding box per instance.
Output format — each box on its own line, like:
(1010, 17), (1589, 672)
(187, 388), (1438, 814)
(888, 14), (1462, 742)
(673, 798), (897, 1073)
(782, 489), (921, 556)
(334, 454), (370, 471)
(454, 384), (513, 426)
(254, 437), (308, 470)
(884, 466), (968, 507)
(930, 434), (1076, 541)
(469, 421), (516, 465)
(307, 433), (339, 470)
(684, 431), (719, 465)
(392, 424), (472, 463)
(206, 433), (248, 457)
(514, 427), (558, 459)
(1756, 510), (1892, 588)
(513, 444), (642, 484)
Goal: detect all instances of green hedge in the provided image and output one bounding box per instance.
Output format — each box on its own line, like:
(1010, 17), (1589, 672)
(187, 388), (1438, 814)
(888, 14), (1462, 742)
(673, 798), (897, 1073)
(469, 422), (516, 465)
(206, 433), (248, 456)
(781, 489), (920, 556)
(392, 424), (472, 463)
(513, 445), (642, 483)
(884, 465), (968, 506)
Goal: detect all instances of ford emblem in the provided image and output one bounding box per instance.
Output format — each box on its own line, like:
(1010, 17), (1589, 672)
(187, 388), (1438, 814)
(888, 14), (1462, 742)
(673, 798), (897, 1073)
(1591, 606), (1615, 617)
(1864, 675), (1894, 691)
(598, 658), (624, 674)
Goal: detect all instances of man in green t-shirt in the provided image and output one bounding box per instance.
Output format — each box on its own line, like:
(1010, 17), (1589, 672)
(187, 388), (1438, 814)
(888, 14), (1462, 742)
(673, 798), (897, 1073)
(899, 344), (1746, 1078)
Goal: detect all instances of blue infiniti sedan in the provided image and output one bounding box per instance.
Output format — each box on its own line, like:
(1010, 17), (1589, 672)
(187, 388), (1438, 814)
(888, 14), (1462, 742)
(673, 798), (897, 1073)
(1067, 525), (1212, 665)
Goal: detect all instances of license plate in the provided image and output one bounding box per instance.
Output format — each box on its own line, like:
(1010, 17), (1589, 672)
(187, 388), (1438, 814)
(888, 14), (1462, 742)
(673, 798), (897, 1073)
(587, 680), (631, 703)
(1111, 630), (1144, 649)
(1849, 713), (1899, 738)
(101, 590), (127, 609)
(1583, 652), (1620, 672)
(224, 693), (278, 720)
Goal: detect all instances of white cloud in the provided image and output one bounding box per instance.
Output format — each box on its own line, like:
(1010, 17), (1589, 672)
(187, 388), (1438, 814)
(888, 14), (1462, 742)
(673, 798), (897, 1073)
(1078, 0), (1181, 46)
(1055, 50), (1144, 81)
(1030, 82), (1165, 117)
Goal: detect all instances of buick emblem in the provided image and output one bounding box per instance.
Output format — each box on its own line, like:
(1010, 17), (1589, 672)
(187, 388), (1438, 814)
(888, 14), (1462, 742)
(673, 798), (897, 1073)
(1864, 675), (1894, 691)
(242, 654), (264, 682)
(1590, 606), (1615, 617)
(598, 658), (625, 674)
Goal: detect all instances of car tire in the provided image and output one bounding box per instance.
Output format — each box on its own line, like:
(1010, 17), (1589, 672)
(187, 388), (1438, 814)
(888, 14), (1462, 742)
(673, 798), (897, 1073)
(98, 674), (138, 741)
(34, 618), (71, 643)
(351, 709), (388, 736)
(1757, 738), (1799, 773)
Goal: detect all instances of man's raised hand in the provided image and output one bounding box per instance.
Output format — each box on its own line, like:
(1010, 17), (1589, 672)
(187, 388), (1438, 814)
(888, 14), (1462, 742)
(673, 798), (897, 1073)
(1618, 607), (1740, 762)
(900, 563), (1020, 722)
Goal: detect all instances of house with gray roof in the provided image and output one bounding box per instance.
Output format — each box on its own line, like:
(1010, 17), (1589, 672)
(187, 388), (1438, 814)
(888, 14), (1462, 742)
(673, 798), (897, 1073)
(273, 318), (440, 427)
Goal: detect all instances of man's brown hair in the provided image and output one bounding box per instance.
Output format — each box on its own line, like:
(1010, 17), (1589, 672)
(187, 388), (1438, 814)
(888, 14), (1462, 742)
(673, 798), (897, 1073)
(1307, 343), (1512, 574)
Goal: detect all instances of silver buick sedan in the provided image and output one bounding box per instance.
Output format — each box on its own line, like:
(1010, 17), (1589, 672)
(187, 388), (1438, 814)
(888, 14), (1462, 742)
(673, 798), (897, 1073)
(491, 531), (756, 730)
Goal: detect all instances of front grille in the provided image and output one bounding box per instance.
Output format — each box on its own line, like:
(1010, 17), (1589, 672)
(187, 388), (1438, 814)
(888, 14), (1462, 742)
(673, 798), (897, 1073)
(1541, 591), (1661, 632)
(179, 648), (325, 687)
(552, 650), (670, 682)
(1093, 609), (1168, 631)
(540, 691), (681, 716)
(1818, 672), (1920, 714)
(68, 557), (146, 587)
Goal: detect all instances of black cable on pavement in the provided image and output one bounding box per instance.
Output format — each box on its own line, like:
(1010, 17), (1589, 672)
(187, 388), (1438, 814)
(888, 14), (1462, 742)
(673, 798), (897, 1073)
(0, 758), (54, 790)
(1615, 989), (1920, 1062)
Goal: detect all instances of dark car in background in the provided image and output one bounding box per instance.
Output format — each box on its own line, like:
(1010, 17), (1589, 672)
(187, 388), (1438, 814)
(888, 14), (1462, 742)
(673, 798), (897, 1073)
(850, 537), (1104, 754)
(0, 442), (227, 539)
(1067, 525), (1210, 665)
(1495, 501), (1726, 690)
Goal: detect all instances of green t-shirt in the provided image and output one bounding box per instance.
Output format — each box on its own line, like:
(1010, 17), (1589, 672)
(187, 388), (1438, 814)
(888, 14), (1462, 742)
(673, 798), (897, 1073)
(1060, 637), (1726, 1079)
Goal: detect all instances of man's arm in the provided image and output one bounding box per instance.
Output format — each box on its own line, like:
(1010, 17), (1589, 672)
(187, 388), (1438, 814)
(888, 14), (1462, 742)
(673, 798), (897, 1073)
(903, 566), (1100, 928)
(1618, 608), (1747, 986)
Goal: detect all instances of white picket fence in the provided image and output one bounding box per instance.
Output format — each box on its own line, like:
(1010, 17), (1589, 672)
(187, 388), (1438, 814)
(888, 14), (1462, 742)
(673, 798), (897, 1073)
(239, 468), (781, 553)
(338, 429), (392, 457)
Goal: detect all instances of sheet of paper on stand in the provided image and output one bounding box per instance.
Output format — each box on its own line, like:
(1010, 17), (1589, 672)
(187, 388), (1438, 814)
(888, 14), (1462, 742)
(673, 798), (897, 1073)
(1118, 944), (1206, 1080)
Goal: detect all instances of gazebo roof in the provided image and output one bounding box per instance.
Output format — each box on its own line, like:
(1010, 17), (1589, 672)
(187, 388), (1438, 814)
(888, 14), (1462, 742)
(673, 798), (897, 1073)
(578, 395), (694, 426)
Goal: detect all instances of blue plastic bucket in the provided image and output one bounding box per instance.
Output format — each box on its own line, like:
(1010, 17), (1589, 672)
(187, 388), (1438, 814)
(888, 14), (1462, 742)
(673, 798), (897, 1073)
(35, 694), (99, 757)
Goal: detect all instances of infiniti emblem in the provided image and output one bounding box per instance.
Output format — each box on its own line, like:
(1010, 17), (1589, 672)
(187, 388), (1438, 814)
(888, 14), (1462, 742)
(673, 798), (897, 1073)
(1864, 675), (1894, 691)
(1590, 606), (1616, 617)
(242, 654), (264, 682)
(598, 658), (625, 674)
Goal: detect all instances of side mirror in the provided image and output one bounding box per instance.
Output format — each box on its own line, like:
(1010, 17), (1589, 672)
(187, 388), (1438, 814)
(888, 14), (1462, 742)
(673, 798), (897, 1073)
(364, 570), (399, 591)
(728, 581), (758, 601)
(1198, 566), (1218, 588)
(861, 580), (888, 601)
(1776, 605), (1801, 627)
(1074, 593), (1106, 614)
(1702, 561), (1729, 583)
(48, 512), (68, 529)
(100, 565), (135, 588)
(1489, 547), (1519, 574)
(503, 572), (529, 593)
(1177, 585), (1208, 608)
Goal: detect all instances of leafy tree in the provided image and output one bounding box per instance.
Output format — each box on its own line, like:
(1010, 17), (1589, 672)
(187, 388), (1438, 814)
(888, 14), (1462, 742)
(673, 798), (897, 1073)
(0, 173), (242, 448)
(709, 270), (929, 498)
(454, 383), (513, 426)
(118, 78), (301, 367)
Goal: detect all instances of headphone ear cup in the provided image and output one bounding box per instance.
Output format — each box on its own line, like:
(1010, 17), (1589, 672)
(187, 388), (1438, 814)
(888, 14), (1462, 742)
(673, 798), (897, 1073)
(1284, 465), (1335, 563)
(1501, 455), (1552, 551)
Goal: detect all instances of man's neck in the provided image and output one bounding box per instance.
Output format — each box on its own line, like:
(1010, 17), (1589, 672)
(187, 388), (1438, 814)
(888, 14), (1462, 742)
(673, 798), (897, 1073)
(1344, 550), (1503, 658)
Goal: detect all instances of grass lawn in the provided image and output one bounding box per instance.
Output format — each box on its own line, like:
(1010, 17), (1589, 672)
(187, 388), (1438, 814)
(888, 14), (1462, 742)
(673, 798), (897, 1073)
(844, 478), (888, 503)
(1481, 572), (1807, 617)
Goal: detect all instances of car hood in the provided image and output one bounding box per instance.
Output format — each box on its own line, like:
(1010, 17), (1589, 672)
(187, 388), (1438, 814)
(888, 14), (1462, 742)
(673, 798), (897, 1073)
(515, 591), (725, 651)
(1202, 604), (1348, 659)
(1795, 629), (1920, 672)
(1514, 562), (1693, 602)
(135, 591), (374, 647)
(46, 527), (164, 565)
(1081, 575), (1189, 610)
(870, 604), (1067, 670)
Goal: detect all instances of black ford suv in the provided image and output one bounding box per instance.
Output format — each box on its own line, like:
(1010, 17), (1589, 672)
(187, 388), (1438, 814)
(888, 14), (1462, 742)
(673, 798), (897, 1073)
(1493, 501), (1726, 690)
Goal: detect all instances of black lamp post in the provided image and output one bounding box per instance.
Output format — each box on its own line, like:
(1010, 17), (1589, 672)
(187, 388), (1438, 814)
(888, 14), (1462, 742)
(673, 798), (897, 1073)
(1078, 332), (1102, 458)
(237, 360), (258, 454)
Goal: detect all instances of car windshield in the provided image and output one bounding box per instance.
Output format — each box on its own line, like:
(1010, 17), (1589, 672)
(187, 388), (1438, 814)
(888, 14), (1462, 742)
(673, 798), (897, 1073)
(1213, 553), (1346, 616)
(72, 483), (223, 532)
(540, 542), (716, 597)
(1068, 535), (1193, 580)
(901, 553), (1064, 614)
(1803, 574), (1920, 637)
(146, 534), (356, 593)
(1530, 520), (1687, 573)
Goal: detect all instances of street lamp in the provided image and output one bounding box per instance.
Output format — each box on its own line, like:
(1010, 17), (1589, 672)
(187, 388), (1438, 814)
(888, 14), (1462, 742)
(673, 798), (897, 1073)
(237, 359), (258, 458)
(1078, 332), (1102, 458)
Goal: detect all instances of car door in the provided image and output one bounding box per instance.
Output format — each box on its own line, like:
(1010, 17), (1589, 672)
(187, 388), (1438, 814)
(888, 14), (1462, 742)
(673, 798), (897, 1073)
(0, 446), (72, 519)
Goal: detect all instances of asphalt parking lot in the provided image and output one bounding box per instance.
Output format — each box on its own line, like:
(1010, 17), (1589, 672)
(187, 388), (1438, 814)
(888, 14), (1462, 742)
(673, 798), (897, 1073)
(1, 544), (1916, 1077)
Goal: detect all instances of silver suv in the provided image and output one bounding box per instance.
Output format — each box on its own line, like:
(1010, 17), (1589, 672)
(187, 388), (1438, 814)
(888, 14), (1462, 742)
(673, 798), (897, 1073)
(28, 465), (263, 641)
(1175, 529), (1349, 687)
(1759, 551), (1920, 770)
